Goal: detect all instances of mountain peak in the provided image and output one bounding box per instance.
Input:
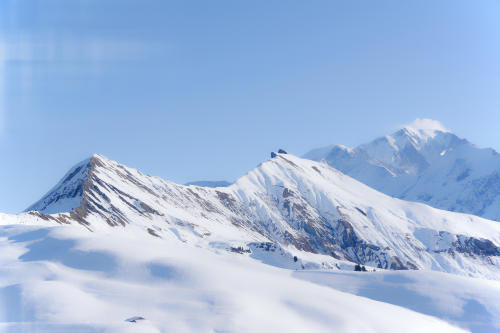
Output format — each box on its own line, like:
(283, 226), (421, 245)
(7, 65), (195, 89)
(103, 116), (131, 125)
(303, 119), (500, 221)
(400, 118), (450, 141)
(25, 153), (112, 214)
(25, 157), (93, 214)
(90, 153), (110, 165)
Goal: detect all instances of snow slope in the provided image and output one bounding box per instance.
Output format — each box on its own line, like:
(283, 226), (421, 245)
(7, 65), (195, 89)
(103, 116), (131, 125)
(304, 119), (500, 221)
(26, 158), (91, 214)
(295, 269), (500, 333)
(22, 152), (500, 279)
(0, 223), (481, 333)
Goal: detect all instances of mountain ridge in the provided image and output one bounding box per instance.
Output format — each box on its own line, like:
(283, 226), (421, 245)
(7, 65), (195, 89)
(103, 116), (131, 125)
(21, 151), (500, 279)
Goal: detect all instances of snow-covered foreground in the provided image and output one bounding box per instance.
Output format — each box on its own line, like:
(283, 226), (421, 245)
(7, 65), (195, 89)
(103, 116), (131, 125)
(0, 224), (497, 333)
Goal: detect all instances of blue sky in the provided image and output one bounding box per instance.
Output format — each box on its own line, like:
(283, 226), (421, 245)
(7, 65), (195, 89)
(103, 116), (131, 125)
(1, 0), (499, 213)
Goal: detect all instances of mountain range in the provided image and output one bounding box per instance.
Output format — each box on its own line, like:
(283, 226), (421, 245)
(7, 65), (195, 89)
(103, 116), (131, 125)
(1, 120), (500, 331)
(19, 151), (500, 279)
(305, 119), (500, 222)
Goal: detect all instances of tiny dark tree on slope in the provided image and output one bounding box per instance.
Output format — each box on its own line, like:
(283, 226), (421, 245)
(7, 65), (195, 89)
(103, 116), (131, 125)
(354, 264), (368, 272)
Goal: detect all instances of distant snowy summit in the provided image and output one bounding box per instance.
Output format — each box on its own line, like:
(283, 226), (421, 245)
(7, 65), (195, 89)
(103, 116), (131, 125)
(304, 118), (500, 221)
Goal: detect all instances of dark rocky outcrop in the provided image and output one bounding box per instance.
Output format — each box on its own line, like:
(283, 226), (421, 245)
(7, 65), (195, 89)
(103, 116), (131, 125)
(453, 236), (499, 256)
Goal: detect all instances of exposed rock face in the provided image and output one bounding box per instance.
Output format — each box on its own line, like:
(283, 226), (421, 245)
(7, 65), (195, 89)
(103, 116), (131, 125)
(25, 153), (500, 278)
(453, 236), (500, 257)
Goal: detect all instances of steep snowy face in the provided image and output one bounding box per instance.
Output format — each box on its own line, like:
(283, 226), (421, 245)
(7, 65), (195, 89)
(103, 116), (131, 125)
(24, 152), (500, 278)
(304, 119), (500, 221)
(25, 157), (92, 214)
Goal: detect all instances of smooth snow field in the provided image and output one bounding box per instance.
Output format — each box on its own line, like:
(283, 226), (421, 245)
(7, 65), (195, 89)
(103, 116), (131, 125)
(0, 224), (498, 333)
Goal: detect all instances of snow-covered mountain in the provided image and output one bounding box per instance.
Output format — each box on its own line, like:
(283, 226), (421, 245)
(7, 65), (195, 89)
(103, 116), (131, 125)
(2, 151), (500, 331)
(305, 119), (500, 221)
(23, 152), (500, 279)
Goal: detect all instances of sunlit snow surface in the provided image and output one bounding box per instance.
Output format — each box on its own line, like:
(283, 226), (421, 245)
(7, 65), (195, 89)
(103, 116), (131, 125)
(0, 224), (498, 333)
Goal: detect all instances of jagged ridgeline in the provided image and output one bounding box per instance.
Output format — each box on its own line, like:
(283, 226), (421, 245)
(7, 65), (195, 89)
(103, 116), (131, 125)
(24, 152), (500, 278)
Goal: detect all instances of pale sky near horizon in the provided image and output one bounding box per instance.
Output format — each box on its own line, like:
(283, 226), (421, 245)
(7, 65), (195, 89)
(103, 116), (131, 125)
(1, 0), (499, 213)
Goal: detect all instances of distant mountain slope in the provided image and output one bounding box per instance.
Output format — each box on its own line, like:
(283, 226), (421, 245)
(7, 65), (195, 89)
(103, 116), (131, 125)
(184, 180), (231, 187)
(23, 152), (500, 279)
(304, 119), (500, 221)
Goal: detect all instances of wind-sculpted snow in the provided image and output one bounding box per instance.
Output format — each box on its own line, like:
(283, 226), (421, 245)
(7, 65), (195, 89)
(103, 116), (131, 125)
(304, 119), (500, 221)
(0, 224), (475, 332)
(22, 153), (500, 279)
